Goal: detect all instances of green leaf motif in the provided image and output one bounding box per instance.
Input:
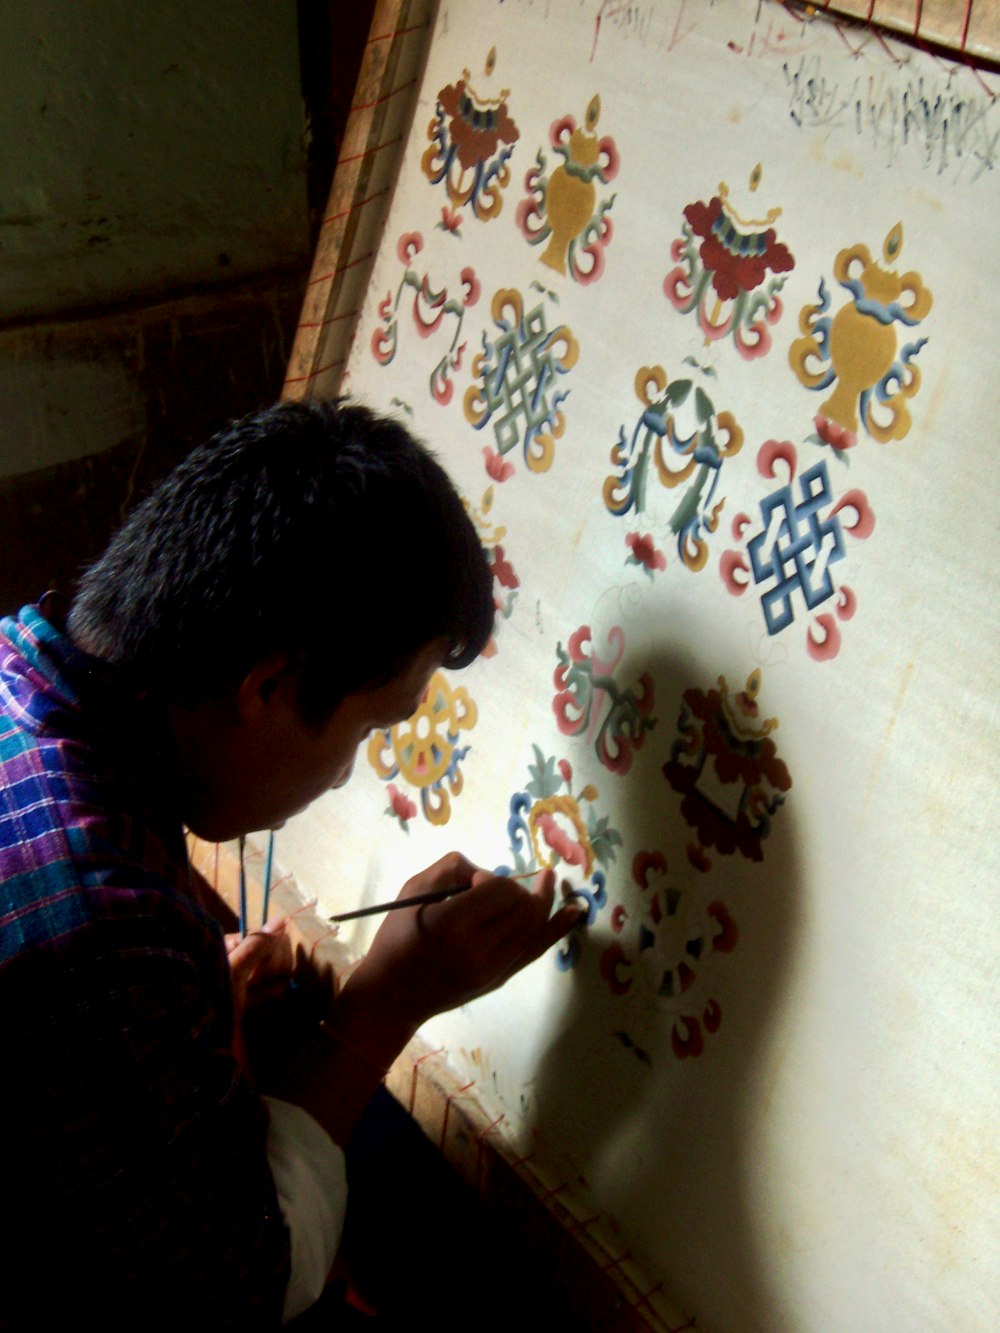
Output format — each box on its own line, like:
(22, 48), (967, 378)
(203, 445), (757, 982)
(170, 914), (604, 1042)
(526, 744), (562, 800)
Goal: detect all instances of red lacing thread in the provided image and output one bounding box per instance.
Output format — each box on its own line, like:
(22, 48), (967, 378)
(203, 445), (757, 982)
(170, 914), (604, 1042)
(287, 896), (319, 920)
(538, 1180), (569, 1206)
(474, 1114), (505, 1191)
(602, 1249), (631, 1276)
(960, 0), (974, 52)
(408, 1048), (445, 1115)
(566, 1213), (600, 1236)
(308, 925), (340, 961)
(632, 1281), (663, 1316)
(815, 0), (995, 99)
(267, 873), (294, 898)
(438, 1081), (476, 1151)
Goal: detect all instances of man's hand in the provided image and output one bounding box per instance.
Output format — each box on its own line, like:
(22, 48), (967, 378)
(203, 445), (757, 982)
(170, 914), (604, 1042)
(277, 853), (583, 1145)
(342, 852), (585, 1030)
(225, 917), (294, 1019)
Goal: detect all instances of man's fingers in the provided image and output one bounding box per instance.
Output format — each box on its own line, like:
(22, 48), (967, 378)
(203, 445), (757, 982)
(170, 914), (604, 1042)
(400, 850), (479, 901)
(528, 866), (556, 914)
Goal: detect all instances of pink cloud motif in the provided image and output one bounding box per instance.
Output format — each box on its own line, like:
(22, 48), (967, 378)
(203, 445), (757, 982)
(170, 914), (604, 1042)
(386, 783), (417, 828)
(396, 232), (423, 265)
(625, 531), (666, 576)
(483, 447), (515, 482)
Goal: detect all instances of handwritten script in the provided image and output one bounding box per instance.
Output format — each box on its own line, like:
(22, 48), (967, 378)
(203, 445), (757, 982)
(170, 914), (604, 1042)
(784, 55), (998, 181)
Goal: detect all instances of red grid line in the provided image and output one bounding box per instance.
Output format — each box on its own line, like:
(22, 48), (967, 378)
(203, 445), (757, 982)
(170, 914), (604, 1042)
(336, 134), (403, 169)
(322, 189), (388, 227)
(306, 251), (375, 287)
(367, 21), (428, 45)
(296, 310), (359, 332)
(508, 1150), (538, 1171)
(283, 357), (346, 388)
(350, 77), (417, 115)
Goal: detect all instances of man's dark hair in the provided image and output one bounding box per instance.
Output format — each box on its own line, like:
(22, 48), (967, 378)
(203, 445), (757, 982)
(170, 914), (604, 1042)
(69, 398), (494, 722)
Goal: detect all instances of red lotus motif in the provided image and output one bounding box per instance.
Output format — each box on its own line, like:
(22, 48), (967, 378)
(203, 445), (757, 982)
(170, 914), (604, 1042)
(438, 79), (519, 171)
(685, 196), (793, 300)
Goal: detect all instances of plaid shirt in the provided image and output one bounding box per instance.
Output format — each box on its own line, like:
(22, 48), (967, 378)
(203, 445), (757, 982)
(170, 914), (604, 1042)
(0, 602), (291, 1330)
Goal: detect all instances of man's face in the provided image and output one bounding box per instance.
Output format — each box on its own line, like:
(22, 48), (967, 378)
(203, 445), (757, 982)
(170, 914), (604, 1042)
(176, 640), (446, 841)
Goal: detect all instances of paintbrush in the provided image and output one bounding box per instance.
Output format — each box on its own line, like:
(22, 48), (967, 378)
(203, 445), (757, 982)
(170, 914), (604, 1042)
(326, 869), (562, 923)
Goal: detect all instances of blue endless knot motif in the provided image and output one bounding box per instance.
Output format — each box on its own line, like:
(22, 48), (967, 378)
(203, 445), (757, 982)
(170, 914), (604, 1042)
(481, 304), (569, 455)
(746, 461), (845, 635)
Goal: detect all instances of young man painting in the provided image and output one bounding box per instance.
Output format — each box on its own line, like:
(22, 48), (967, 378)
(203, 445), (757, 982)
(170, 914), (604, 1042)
(0, 400), (581, 1329)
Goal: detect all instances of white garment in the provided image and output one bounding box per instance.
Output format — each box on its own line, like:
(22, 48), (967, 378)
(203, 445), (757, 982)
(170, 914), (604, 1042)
(263, 1095), (347, 1323)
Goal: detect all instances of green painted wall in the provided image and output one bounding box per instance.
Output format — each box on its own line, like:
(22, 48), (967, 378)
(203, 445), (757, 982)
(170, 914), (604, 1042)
(0, 0), (320, 611)
(0, 0), (309, 322)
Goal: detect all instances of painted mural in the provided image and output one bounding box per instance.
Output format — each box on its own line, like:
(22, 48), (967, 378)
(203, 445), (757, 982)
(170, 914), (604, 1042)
(294, 6), (997, 1330)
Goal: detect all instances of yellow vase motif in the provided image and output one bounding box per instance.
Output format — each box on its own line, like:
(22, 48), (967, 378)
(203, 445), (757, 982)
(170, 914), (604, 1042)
(821, 299), (900, 434)
(791, 223), (932, 443)
(541, 96), (603, 276)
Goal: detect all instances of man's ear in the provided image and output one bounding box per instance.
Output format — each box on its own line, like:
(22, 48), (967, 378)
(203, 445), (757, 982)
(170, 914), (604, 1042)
(235, 650), (298, 723)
